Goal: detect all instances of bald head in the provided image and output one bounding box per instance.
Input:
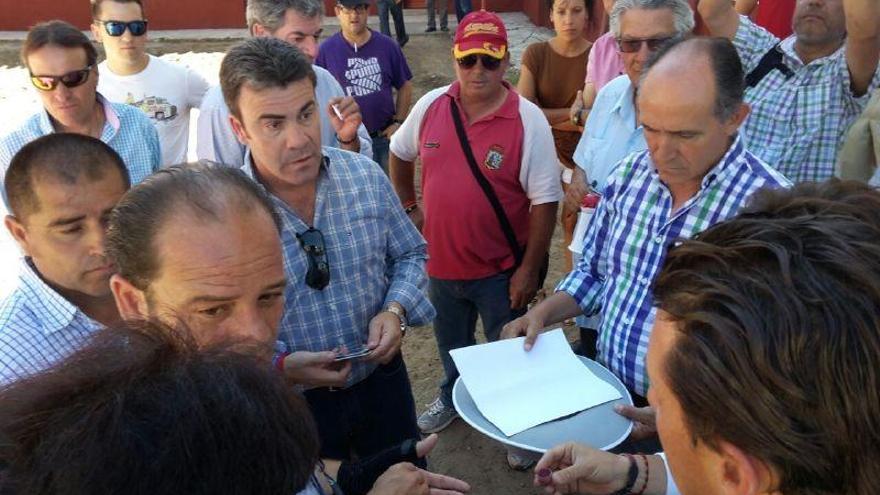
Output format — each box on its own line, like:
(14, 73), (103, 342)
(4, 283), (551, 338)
(640, 37), (745, 122)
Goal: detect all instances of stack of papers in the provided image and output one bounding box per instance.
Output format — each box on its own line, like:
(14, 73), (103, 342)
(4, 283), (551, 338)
(450, 328), (622, 436)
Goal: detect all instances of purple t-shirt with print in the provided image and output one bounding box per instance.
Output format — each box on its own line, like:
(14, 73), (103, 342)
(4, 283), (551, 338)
(317, 30), (412, 133)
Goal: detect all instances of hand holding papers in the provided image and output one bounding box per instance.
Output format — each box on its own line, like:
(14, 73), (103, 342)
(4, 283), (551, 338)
(450, 329), (622, 436)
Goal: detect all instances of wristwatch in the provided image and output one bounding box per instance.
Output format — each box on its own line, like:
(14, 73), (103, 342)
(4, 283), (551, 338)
(383, 302), (408, 337)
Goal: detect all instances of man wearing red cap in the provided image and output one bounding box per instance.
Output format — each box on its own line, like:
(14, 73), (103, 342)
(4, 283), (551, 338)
(389, 11), (562, 466)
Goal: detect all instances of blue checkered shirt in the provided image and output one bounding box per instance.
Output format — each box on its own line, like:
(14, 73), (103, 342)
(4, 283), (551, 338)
(0, 259), (101, 385)
(557, 136), (791, 396)
(242, 147), (434, 387)
(0, 93), (160, 203)
(734, 16), (880, 182)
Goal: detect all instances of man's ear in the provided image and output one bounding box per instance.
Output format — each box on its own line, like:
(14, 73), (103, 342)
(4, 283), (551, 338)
(5, 215), (32, 257)
(110, 273), (149, 320)
(716, 439), (775, 495)
(723, 102), (751, 136)
(229, 114), (250, 146)
(251, 22), (269, 37)
(90, 21), (104, 44)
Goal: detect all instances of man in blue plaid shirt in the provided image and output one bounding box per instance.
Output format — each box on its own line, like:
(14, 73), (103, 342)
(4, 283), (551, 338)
(503, 38), (791, 407)
(697, 0), (880, 182)
(219, 38), (434, 465)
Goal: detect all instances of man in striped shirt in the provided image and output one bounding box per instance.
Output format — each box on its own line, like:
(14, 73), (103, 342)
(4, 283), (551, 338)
(503, 37), (790, 405)
(0, 134), (129, 385)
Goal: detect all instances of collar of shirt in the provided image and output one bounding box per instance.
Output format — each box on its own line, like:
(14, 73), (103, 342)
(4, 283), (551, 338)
(779, 34), (846, 68)
(650, 133), (747, 194)
(610, 77), (640, 128)
(445, 80), (520, 123)
(36, 93), (121, 141)
(18, 258), (94, 336)
(240, 148), (334, 228)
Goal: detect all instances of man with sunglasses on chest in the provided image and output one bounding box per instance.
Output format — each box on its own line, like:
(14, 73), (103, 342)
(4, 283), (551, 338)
(92, 0), (210, 166)
(389, 12), (562, 453)
(220, 37), (434, 464)
(0, 21), (160, 196)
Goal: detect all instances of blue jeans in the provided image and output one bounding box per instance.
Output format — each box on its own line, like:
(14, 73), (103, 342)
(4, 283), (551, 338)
(455, 0), (472, 22)
(430, 272), (526, 407)
(372, 134), (389, 173)
(378, 0), (407, 41)
(304, 353), (425, 467)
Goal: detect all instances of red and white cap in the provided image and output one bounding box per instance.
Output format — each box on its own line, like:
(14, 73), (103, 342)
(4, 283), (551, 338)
(453, 10), (508, 59)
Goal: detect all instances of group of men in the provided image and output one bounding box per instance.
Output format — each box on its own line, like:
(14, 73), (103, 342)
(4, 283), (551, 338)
(1, 0), (879, 494)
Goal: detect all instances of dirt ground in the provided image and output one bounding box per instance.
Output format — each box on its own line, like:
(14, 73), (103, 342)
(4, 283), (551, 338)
(0, 33), (575, 494)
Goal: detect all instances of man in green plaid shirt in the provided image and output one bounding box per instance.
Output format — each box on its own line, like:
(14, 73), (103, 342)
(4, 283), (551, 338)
(698, 0), (880, 183)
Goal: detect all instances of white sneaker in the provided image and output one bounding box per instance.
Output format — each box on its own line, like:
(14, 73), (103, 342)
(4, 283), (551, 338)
(417, 397), (460, 433)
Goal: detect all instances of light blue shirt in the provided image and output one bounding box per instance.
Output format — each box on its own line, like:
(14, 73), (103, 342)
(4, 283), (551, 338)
(0, 94), (161, 204)
(0, 259), (101, 385)
(572, 75), (647, 193)
(241, 146), (433, 388)
(197, 65), (373, 168)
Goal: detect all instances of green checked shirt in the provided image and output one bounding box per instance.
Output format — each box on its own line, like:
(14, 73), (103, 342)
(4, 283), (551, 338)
(734, 16), (880, 183)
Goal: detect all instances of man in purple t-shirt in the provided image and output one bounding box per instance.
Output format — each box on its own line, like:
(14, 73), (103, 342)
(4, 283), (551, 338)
(317, 0), (413, 172)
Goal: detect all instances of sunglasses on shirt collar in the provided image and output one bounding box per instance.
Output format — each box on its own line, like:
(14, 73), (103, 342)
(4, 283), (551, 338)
(29, 66), (93, 91)
(297, 227), (330, 290)
(96, 19), (148, 37)
(455, 54), (503, 71)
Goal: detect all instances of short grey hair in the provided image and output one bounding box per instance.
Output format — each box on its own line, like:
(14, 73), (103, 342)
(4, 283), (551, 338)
(246, 0), (324, 33)
(609, 0), (695, 38)
(220, 37), (317, 120)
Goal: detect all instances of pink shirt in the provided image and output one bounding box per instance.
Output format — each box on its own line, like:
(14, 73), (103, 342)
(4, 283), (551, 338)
(585, 32), (624, 92)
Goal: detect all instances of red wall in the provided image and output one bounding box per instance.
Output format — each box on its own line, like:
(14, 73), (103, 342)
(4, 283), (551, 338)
(0, 0), (247, 31)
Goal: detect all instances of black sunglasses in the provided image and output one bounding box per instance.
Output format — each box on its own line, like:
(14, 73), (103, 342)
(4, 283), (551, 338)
(616, 36), (674, 53)
(97, 20), (148, 37)
(456, 54), (503, 71)
(29, 66), (93, 91)
(297, 227), (330, 290)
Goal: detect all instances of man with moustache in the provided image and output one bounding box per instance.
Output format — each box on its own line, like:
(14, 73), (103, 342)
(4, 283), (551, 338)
(697, 0), (880, 182)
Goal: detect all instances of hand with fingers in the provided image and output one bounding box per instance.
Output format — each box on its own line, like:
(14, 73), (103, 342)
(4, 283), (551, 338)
(615, 404), (657, 441)
(283, 350), (351, 387)
(366, 311), (404, 364)
(328, 96), (363, 145)
(533, 442), (630, 494)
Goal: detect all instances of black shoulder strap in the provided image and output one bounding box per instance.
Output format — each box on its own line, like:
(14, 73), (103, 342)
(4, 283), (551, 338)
(449, 97), (524, 266)
(745, 43), (795, 88)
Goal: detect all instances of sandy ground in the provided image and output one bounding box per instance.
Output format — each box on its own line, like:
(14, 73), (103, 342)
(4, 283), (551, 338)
(0, 29), (578, 494)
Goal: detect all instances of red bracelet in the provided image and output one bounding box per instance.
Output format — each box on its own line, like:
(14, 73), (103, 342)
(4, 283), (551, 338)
(635, 454), (649, 495)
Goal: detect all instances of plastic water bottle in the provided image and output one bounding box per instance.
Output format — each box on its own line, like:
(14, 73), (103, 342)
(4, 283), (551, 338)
(568, 193), (601, 254)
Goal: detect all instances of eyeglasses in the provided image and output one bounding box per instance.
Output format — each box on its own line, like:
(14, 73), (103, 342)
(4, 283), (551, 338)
(96, 20), (148, 37)
(297, 227), (330, 290)
(616, 36), (674, 53)
(338, 4), (369, 13)
(29, 66), (93, 91)
(456, 54), (503, 71)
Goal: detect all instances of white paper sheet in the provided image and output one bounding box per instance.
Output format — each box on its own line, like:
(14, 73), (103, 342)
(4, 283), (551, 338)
(450, 328), (622, 436)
